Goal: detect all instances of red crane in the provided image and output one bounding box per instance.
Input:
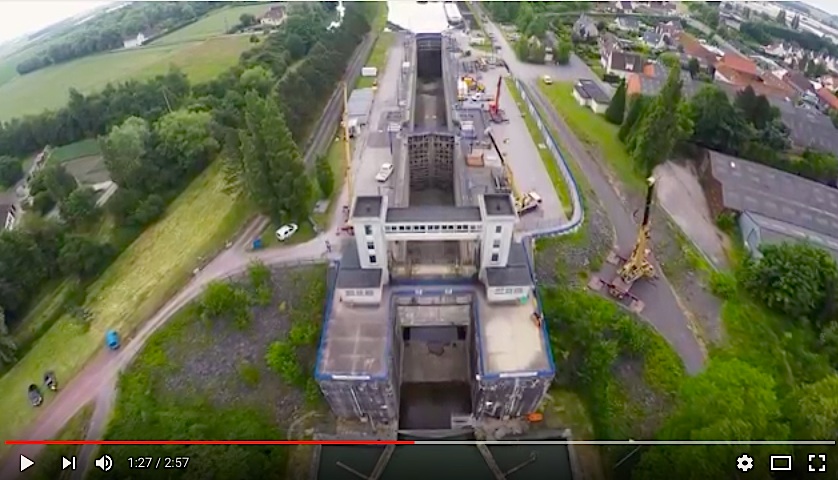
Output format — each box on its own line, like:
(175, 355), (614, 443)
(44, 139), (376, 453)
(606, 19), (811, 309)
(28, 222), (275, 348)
(489, 75), (502, 116)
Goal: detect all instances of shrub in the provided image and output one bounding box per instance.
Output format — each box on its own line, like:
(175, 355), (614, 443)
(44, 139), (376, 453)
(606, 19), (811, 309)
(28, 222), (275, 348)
(709, 271), (737, 299)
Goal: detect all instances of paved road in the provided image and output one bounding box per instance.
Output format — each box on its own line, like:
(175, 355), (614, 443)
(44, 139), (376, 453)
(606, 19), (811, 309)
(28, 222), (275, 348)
(480, 12), (706, 374)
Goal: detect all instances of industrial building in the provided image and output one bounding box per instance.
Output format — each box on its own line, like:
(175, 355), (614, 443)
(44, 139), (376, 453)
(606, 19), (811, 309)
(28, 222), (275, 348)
(315, 28), (555, 437)
(698, 150), (838, 259)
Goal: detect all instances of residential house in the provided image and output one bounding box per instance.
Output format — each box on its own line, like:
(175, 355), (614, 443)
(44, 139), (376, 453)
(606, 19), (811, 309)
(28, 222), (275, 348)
(656, 20), (682, 38)
(641, 30), (670, 51)
(816, 86), (838, 112)
(260, 5), (286, 26)
(615, 1), (634, 12)
(615, 16), (641, 31)
(679, 33), (719, 67)
(122, 32), (146, 49)
(573, 14), (599, 39)
(602, 49), (645, 77)
(780, 68), (815, 95)
(572, 79), (612, 113)
(636, 1), (677, 14)
(0, 201), (17, 231)
(626, 62), (702, 98)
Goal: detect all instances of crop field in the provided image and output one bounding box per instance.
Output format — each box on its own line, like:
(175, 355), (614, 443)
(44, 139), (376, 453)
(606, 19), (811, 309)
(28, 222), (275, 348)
(0, 161), (251, 448)
(48, 139), (101, 164)
(0, 35), (254, 122)
(151, 3), (280, 46)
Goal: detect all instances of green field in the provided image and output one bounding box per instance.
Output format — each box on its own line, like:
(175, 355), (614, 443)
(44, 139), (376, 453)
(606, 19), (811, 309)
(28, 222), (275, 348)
(540, 82), (645, 192)
(48, 139), (101, 164)
(356, 32), (393, 89)
(0, 161), (252, 450)
(151, 3), (280, 46)
(0, 35), (254, 122)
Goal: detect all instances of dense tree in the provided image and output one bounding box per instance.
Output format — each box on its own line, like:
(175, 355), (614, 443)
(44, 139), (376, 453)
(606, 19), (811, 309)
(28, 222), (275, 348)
(776, 9), (787, 26)
(556, 40), (571, 65)
(100, 116), (152, 189)
(58, 235), (115, 279)
(687, 57), (701, 78)
(742, 243), (838, 324)
(153, 109), (219, 178)
(0, 307), (17, 367)
(0, 156), (23, 188)
(734, 86), (777, 129)
(0, 228), (60, 317)
(619, 95), (650, 142)
(315, 154), (334, 198)
(635, 359), (789, 480)
(238, 66), (274, 97)
(60, 187), (99, 229)
(285, 34), (307, 61)
(788, 374), (838, 440)
(605, 80), (627, 125)
(239, 13), (256, 27)
(238, 92), (312, 223)
(629, 67), (692, 173)
(689, 85), (750, 154)
(659, 52), (680, 69)
(32, 164), (77, 204)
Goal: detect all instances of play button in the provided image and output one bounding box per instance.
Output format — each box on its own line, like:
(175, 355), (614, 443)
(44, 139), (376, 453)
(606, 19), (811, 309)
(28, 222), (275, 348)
(20, 455), (34, 472)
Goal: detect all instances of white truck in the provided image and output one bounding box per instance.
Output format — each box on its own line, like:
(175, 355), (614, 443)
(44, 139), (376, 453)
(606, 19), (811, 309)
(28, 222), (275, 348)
(457, 79), (468, 101)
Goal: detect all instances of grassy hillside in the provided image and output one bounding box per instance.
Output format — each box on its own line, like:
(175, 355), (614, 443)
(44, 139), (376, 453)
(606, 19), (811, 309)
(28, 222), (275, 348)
(0, 35), (253, 121)
(150, 3), (280, 46)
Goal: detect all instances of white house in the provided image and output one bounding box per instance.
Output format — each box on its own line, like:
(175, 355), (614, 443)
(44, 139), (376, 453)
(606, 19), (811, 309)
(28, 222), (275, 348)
(260, 6), (286, 26)
(1, 202), (18, 231)
(572, 79), (611, 114)
(122, 32), (146, 49)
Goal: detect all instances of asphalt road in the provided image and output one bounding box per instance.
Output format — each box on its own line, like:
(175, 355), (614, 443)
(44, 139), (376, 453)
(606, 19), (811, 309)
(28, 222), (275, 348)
(480, 13), (706, 374)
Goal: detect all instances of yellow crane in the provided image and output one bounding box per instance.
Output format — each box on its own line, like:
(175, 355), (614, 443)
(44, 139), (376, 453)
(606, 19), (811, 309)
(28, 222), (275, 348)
(590, 176), (657, 312)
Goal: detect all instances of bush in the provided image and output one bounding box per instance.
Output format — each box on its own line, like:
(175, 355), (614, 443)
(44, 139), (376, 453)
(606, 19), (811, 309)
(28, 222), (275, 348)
(237, 360), (261, 386)
(265, 340), (303, 385)
(715, 212), (736, 232)
(247, 261), (273, 306)
(709, 271), (737, 299)
(0, 156), (23, 188)
(199, 281), (253, 328)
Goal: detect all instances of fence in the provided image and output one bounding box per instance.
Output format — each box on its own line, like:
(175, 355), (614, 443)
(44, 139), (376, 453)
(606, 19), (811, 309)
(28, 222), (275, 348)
(509, 77), (585, 240)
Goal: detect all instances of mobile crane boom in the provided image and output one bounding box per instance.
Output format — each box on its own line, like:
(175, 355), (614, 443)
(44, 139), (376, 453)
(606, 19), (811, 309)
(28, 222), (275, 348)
(616, 176), (656, 286)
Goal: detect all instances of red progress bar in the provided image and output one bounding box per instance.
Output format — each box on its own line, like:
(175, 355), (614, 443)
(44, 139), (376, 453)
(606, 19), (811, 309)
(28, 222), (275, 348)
(6, 440), (415, 446)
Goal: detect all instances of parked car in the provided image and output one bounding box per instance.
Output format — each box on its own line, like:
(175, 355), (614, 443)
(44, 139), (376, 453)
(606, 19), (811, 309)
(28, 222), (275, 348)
(375, 163), (395, 182)
(275, 223), (299, 241)
(105, 329), (120, 350)
(542, 75), (553, 85)
(28, 384), (43, 407)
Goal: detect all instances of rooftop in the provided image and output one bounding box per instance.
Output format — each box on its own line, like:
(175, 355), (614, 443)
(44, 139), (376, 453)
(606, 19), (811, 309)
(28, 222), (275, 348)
(707, 151), (838, 240)
(718, 51), (759, 77)
(353, 196), (384, 219)
(574, 79), (611, 104)
(484, 242), (534, 287)
(482, 193), (516, 217)
(385, 205), (482, 223)
(743, 211), (838, 261)
(817, 87), (838, 110)
(317, 293), (391, 377)
(609, 51), (645, 73)
(347, 88), (375, 119)
(336, 246), (384, 289)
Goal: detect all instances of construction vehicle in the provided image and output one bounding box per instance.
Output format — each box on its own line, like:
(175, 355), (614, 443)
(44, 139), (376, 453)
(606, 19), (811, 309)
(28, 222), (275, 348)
(515, 191), (542, 215)
(588, 176), (657, 312)
(488, 75), (508, 124)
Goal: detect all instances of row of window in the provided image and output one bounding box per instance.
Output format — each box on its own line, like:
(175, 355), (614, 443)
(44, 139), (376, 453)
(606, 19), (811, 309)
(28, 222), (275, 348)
(494, 287), (526, 295)
(384, 223), (482, 234)
(344, 289), (376, 297)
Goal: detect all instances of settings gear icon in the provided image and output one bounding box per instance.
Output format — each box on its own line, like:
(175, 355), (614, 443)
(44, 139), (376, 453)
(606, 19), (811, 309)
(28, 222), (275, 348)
(737, 454), (755, 472)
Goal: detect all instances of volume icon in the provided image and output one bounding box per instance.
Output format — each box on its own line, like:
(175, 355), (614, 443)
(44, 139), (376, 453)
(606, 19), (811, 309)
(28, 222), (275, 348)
(94, 455), (112, 472)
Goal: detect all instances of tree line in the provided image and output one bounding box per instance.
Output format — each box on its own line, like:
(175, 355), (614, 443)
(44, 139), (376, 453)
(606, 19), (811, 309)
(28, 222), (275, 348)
(740, 20), (838, 58)
(16, 2), (226, 75)
(0, 1), (376, 365)
(604, 68), (838, 185)
(634, 242), (838, 478)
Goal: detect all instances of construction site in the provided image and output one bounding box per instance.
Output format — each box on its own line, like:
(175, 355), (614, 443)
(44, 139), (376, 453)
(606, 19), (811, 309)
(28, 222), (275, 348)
(308, 7), (579, 479)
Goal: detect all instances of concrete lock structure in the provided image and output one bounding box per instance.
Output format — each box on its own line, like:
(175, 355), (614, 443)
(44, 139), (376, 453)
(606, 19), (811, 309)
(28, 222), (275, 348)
(314, 28), (554, 434)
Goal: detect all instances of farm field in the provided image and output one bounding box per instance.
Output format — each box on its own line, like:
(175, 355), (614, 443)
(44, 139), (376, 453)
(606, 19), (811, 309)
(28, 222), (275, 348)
(0, 35), (254, 122)
(0, 161), (252, 449)
(150, 2), (281, 45)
